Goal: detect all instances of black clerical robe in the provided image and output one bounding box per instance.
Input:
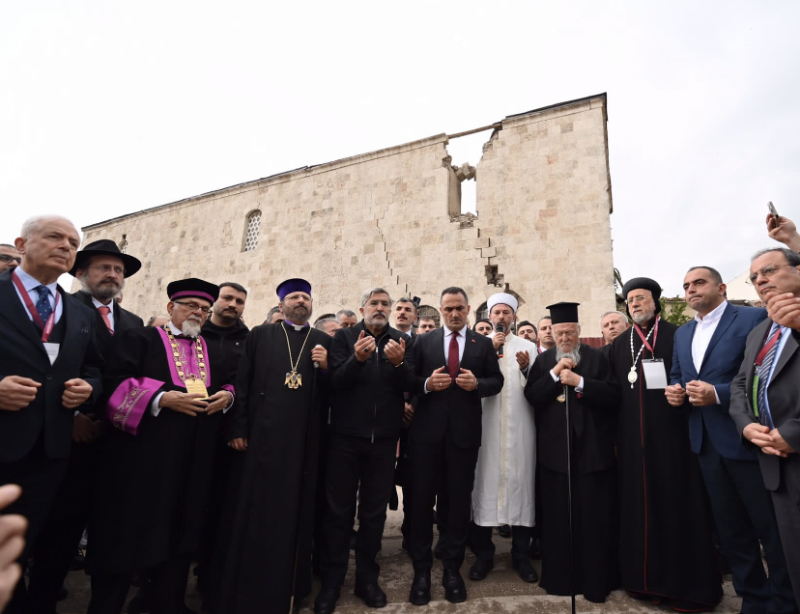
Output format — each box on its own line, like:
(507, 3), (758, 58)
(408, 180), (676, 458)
(524, 344), (620, 602)
(87, 326), (234, 576)
(609, 318), (722, 608)
(209, 322), (331, 614)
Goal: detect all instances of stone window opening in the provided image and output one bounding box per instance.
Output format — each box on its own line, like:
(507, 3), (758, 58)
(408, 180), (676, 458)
(119, 234), (128, 254)
(445, 125), (498, 217)
(243, 210), (262, 252)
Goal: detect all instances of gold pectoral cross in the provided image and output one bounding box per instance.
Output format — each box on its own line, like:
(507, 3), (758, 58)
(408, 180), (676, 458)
(284, 371), (303, 389)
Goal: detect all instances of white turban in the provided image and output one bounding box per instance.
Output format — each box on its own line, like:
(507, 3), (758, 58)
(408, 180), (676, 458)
(487, 292), (518, 314)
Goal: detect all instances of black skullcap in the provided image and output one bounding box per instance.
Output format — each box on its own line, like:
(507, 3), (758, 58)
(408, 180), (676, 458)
(167, 278), (219, 304)
(621, 277), (662, 316)
(547, 302), (580, 324)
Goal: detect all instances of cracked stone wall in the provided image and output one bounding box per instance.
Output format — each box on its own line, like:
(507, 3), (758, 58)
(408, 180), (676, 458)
(78, 94), (615, 335)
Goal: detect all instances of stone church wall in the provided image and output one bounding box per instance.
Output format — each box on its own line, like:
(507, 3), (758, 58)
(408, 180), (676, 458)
(79, 94), (615, 335)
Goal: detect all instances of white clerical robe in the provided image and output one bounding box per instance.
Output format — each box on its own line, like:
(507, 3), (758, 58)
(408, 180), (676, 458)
(472, 332), (537, 527)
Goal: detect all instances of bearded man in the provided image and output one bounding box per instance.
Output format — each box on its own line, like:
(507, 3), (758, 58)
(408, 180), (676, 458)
(608, 277), (722, 612)
(210, 278), (331, 614)
(470, 293), (538, 584)
(524, 302), (619, 602)
(87, 279), (235, 614)
(27, 239), (144, 613)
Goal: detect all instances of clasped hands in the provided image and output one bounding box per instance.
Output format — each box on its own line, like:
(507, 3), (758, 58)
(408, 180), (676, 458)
(354, 331), (405, 366)
(553, 358), (580, 387)
(743, 423), (796, 457)
(160, 389), (233, 417)
(426, 366), (477, 392)
(0, 376), (93, 411)
(665, 380), (716, 407)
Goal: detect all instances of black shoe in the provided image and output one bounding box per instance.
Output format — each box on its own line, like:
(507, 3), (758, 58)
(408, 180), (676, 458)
(529, 537), (542, 560)
(512, 558), (539, 583)
(442, 568), (467, 603)
(434, 537), (445, 559)
(408, 570), (431, 606)
(57, 585), (69, 601)
(497, 524), (512, 538)
(468, 558), (494, 581)
(354, 583), (387, 608)
(314, 587), (340, 614)
(70, 548), (86, 570)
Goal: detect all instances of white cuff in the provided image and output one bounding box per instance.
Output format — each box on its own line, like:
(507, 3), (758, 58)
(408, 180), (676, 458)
(550, 369), (559, 382)
(424, 377), (432, 394)
(576, 377), (585, 393)
(222, 391), (235, 414)
(150, 392), (165, 417)
(713, 386), (721, 405)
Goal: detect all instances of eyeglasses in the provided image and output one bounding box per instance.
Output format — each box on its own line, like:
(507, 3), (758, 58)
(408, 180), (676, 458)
(625, 295), (650, 305)
(746, 264), (796, 285)
(173, 300), (211, 314)
(0, 254), (21, 264)
(90, 264), (126, 276)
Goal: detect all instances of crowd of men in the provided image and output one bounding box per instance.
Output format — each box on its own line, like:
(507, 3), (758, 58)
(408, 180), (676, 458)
(1, 213), (800, 614)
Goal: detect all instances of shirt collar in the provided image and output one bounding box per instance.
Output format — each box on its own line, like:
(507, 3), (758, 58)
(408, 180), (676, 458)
(15, 266), (59, 297)
(694, 300), (727, 325)
(91, 296), (113, 310)
(446, 324), (469, 337)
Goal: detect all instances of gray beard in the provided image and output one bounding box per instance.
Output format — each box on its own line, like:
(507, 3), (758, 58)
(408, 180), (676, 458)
(80, 274), (124, 301)
(632, 310), (655, 325)
(181, 319), (203, 337)
(555, 345), (581, 366)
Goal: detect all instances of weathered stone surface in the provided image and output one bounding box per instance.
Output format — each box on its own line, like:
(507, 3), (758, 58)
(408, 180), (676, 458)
(78, 95), (615, 335)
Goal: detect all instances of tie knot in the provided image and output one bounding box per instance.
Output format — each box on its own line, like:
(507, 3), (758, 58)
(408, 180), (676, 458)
(98, 306), (111, 315)
(35, 285), (50, 299)
(451, 331), (460, 338)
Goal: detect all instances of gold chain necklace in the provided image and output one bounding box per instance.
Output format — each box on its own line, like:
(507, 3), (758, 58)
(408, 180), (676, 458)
(281, 323), (313, 389)
(164, 324), (208, 397)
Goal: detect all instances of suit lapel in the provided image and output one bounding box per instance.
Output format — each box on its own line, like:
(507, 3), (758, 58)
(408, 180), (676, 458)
(683, 320), (699, 379)
(745, 319), (771, 401)
(461, 328), (480, 366)
(0, 274), (49, 357)
(698, 303), (736, 375)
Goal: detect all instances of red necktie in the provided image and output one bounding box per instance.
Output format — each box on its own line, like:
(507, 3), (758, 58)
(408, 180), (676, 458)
(448, 331), (460, 381)
(98, 306), (114, 335)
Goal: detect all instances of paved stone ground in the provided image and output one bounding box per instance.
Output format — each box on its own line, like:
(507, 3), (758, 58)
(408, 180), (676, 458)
(58, 504), (742, 614)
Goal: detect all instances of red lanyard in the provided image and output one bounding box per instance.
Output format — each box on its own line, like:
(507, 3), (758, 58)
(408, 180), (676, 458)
(755, 324), (781, 366)
(633, 316), (659, 355)
(11, 271), (60, 342)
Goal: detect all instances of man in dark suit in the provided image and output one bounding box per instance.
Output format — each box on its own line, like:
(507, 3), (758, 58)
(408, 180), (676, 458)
(731, 247), (800, 611)
(27, 239), (144, 613)
(0, 215), (103, 614)
(667, 265), (795, 614)
(406, 287), (503, 606)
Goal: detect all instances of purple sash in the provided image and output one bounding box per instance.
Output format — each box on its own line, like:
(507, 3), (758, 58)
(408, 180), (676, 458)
(106, 377), (164, 436)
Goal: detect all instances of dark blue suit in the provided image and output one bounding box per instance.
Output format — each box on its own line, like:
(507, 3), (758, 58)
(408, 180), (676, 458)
(671, 302), (796, 614)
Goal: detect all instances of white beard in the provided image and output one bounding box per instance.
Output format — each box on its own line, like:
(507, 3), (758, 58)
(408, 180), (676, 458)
(181, 319), (203, 337)
(555, 345), (581, 366)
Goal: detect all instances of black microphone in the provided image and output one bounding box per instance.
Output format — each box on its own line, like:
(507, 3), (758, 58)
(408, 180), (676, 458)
(495, 323), (505, 357)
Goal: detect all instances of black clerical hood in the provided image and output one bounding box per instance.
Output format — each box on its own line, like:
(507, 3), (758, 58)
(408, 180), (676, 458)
(69, 239), (142, 278)
(167, 278), (219, 304)
(547, 302), (580, 324)
(621, 277), (662, 316)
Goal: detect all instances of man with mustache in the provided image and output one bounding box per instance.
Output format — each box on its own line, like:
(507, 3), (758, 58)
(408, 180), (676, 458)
(26, 239), (144, 614)
(87, 278), (235, 614)
(524, 302), (619, 602)
(405, 287), (503, 605)
(393, 297), (418, 339)
(0, 215), (102, 614)
(210, 278), (331, 614)
(731, 247), (800, 610)
(314, 288), (412, 613)
(609, 277), (722, 612)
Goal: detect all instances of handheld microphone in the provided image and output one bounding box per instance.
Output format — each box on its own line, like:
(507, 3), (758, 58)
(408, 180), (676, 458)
(495, 323), (505, 357)
(313, 344), (322, 368)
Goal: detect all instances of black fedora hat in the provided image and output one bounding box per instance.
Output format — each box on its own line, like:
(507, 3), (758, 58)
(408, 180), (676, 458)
(69, 239), (142, 278)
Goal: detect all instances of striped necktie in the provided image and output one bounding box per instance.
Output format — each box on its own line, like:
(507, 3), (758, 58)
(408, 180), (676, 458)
(755, 323), (781, 429)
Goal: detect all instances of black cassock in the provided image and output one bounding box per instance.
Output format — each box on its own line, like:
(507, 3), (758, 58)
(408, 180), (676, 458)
(609, 319), (722, 608)
(208, 322), (331, 614)
(88, 326), (234, 576)
(524, 344), (620, 603)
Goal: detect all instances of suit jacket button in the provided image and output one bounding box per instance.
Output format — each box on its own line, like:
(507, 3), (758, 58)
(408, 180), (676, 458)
(46, 374), (53, 381)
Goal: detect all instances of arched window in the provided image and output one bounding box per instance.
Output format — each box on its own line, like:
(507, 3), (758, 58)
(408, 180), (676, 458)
(475, 302), (489, 322)
(119, 235), (128, 254)
(243, 210), (262, 252)
(417, 305), (440, 327)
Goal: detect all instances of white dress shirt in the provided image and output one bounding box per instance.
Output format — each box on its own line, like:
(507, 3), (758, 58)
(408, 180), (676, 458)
(91, 296), (115, 332)
(691, 300), (728, 372)
(12, 266), (64, 324)
(691, 301), (728, 404)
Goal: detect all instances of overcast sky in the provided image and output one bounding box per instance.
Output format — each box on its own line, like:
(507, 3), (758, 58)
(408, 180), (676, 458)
(2, 1), (798, 296)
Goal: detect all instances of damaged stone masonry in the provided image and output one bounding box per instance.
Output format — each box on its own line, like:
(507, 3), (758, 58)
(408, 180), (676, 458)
(77, 93), (615, 336)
